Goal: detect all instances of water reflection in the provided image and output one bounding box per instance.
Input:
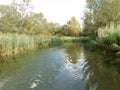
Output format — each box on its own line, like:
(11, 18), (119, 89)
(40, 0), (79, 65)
(0, 43), (120, 90)
(63, 43), (120, 90)
(83, 46), (120, 90)
(65, 43), (82, 64)
(0, 50), (44, 80)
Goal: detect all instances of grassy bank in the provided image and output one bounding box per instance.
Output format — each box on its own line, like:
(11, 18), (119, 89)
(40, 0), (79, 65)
(0, 34), (87, 57)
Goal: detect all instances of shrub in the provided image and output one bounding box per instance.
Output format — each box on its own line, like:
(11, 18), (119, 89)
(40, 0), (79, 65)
(97, 24), (120, 51)
(50, 37), (62, 46)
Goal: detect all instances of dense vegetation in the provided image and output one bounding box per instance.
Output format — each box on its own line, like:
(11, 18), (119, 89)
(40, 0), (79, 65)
(83, 0), (120, 54)
(0, 0), (81, 36)
(57, 17), (81, 36)
(1, 0), (120, 56)
(0, 0), (82, 56)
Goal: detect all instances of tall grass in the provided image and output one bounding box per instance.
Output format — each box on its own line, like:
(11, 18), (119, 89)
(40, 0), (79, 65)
(0, 34), (85, 57)
(97, 24), (120, 51)
(0, 34), (33, 56)
(61, 36), (91, 43)
(50, 37), (63, 46)
(0, 34), (52, 56)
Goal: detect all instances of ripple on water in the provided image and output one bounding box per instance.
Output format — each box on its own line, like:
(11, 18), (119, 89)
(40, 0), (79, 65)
(0, 81), (4, 88)
(0, 78), (10, 89)
(29, 74), (42, 89)
(30, 82), (37, 89)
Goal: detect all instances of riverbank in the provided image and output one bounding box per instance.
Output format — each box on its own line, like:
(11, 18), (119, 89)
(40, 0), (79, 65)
(0, 34), (91, 57)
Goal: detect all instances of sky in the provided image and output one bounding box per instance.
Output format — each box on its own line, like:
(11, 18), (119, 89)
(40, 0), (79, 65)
(0, 0), (86, 25)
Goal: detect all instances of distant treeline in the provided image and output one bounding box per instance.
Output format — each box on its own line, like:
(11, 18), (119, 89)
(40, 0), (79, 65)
(0, 0), (82, 57)
(0, 0), (81, 36)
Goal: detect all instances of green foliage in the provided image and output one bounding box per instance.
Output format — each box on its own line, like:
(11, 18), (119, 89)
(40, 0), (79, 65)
(67, 17), (81, 36)
(83, 0), (120, 37)
(83, 12), (98, 38)
(58, 17), (81, 36)
(0, 34), (37, 56)
(0, 34), (85, 56)
(0, 3), (60, 35)
(25, 13), (49, 35)
(0, 1), (81, 37)
(0, 1), (83, 57)
(50, 37), (63, 46)
(0, 5), (22, 33)
(78, 37), (91, 43)
(97, 24), (120, 51)
(47, 22), (60, 35)
(0, 33), (53, 56)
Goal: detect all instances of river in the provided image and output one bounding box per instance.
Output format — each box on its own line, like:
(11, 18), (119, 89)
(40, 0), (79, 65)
(0, 43), (120, 90)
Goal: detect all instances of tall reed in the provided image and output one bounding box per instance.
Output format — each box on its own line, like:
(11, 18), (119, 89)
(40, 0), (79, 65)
(0, 34), (46, 56)
(0, 34), (83, 57)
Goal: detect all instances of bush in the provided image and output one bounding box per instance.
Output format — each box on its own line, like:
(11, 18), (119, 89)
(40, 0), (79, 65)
(97, 24), (120, 51)
(50, 37), (63, 46)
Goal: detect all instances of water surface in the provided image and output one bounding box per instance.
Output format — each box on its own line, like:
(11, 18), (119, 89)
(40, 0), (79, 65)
(0, 43), (120, 90)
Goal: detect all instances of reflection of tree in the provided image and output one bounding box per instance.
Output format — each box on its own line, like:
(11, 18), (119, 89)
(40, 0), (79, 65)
(65, 44), (81, 64)
(83, 50), (120, 90)
(0, 51), (39, 80)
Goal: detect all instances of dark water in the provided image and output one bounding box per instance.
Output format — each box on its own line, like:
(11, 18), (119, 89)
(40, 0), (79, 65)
(0, 43), (120, 90)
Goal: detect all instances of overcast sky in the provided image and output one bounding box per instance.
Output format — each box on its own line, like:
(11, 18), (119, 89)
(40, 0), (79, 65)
(0, 0), (86, 25)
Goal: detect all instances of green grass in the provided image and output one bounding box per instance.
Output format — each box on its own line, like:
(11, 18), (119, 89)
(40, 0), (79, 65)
(60, 36), (91, 43)
(0, 34), (85, 57)
(0, 34), (37, 56)
(50, 37), (63, 46)
(0, 34), (52, 56)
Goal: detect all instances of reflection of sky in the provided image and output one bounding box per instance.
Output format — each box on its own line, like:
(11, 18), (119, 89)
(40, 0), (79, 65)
(0, 45), (119, 90)
(64, 48), (88, 80)
(53, 47), (89, 90)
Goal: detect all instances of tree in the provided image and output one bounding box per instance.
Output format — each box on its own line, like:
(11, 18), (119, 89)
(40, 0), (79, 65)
(25, 12), (49, 35)
(59, 17), (81, 36)
(83, 0), (120, 37)
(0, 5), (22, 33)
(47, 22), (60, 35)
(11, 0), (33, 33)
(0, 2), (59, 35)
(83, 12), (98, 37)
(67, 17), (81, 36)
(12, 0), (32, 17)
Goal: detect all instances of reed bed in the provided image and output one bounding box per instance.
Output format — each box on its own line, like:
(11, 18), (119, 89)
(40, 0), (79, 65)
(0, 34), (83, 57)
